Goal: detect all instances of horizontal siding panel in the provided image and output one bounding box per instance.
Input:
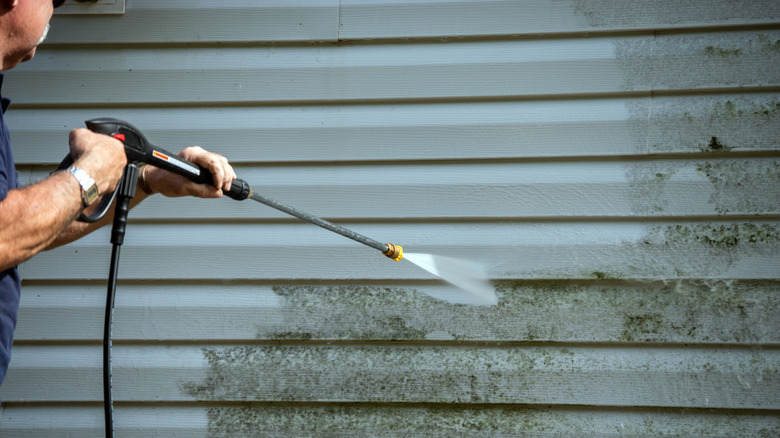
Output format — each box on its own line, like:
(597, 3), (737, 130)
(14, 281), (779, 344)
(19, 221), (780, 281)
(9, 93), (779, 166)
(80, 158), (780, 218)
(17, 157), (780, 220)
(339, 0), (780, 39)
(3, 344), (777, 409)
(2, 404), (778, 437)
(0, 406), (208, 438)
(8, 98), (651, 164)
(5, 37), (640, 105)
(40, 0), (780, 44)
(48, 0), (339, 43)
(9, 31), (780, 106)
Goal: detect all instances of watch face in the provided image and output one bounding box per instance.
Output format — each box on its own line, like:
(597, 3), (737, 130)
(85, 185), (100, 205)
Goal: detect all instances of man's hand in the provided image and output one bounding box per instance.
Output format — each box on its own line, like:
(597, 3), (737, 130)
(141, 146), (238, 198)
(68, 128), (127, 195)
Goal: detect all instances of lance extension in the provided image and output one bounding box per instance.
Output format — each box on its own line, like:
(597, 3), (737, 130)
(82, 118), (404, 261)
(247, 190), (404, 261)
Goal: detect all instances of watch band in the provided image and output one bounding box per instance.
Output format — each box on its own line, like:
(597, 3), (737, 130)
(67, 166), (100, 207)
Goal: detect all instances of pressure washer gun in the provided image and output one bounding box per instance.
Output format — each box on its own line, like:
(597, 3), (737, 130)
(57, 117), (251, 223)
(57, 117), (403, 261)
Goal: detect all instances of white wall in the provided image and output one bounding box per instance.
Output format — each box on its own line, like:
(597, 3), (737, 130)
(2, 1), (778, 436)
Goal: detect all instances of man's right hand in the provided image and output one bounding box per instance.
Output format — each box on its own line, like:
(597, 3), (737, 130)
(67, 128), (127, 196)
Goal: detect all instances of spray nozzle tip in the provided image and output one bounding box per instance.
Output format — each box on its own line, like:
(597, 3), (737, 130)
(383, 243), (404, 261)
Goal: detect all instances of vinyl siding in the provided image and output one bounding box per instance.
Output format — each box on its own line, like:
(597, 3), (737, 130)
(2, 0), (779, 436)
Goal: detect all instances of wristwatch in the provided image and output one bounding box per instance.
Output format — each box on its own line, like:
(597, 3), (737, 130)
(67, 166), (100, 207)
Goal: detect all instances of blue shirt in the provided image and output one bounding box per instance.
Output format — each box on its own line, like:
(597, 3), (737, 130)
(0, 73), (21, 386)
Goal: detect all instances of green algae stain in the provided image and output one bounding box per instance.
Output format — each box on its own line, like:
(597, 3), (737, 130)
(696, 160), (780, 214)
(705, 136), (730, 152)
(621, 313), (664, 342)
(661, 223), (779, 249)
(637, 222), (779, 278)
(711, 99), (780, 121)
(268, 285), (432, 341)
(653, 96), (780, 153)
(706, 34), (780, 58)
(705, 45), (743, 57)
(756, 34), (780, 53)
(183, 344), (543, 405)
(200, 404), (589, 437)
(201, 403), (779, 436)
(754, 102), (780, 118)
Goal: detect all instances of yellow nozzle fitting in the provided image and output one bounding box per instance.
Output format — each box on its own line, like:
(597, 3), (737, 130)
(383, 243), (404, 261)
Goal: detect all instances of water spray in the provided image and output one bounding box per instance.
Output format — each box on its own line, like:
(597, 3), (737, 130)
(61, 118), (495, 438)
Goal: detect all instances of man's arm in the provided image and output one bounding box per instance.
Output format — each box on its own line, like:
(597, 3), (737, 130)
(0, 171), (84, 268)
(0, 128), (127, 271)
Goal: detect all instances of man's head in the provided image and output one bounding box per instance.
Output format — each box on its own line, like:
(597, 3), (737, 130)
(0, 0), (65, 71)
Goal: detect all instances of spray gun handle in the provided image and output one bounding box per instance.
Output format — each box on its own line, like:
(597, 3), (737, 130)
(83, 118), (251, 201)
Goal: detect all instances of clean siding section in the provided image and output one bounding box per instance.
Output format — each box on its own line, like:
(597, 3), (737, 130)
(2, 1), (779, 436)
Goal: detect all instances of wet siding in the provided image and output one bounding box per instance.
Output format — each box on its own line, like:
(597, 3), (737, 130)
(2, 1), (779, 436)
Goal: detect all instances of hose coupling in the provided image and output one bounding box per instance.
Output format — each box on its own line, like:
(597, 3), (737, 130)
(383, 243), (404, 261)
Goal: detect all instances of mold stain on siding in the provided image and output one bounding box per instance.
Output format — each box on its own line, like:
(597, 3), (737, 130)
(200, 405), (569, 437)
(182, 344), (559, 405)
(569, 0), (780, 28)
(269, 285), (431, 341)
(498, 280), (778, 344)
(198, 404), (779, 437)
(696, 160), (780, 214)
(657, 223), (779, 250)
(182, 341), (779, 435)
(635, 222), (779, 277)
(614, 29), (780, 153)
(252, 280), (779, 345)
(648, 96), (780, 153)
(625, 158), (779, 216)
(245, 278), (778, 342)
(652, 32), (780, 90)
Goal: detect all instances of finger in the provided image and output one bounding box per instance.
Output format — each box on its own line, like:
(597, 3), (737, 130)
(220, 156), (237, 191)
(179, 146), (235, 193)
(207, 156), (227, 191)
(191, 182), (223, 199)
(211, 155), (236, 192)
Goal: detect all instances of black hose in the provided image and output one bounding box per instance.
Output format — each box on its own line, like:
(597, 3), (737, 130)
(103, 243), (120, 438)
(102, 164), (138, 438)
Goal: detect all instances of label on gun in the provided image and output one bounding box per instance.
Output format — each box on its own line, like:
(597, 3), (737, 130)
(152, 150), (200, 176)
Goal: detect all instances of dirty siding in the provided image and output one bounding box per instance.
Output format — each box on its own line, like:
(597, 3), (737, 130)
(1, 0), (779, 436)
